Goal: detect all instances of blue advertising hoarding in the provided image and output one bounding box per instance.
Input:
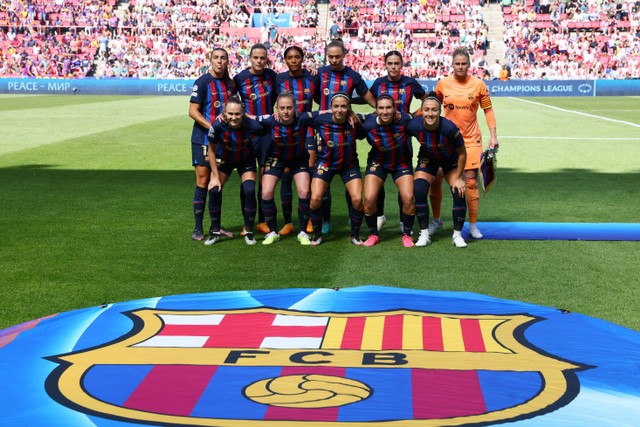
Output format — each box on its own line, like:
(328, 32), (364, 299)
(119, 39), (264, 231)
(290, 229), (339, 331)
(1, 77), (639, 96)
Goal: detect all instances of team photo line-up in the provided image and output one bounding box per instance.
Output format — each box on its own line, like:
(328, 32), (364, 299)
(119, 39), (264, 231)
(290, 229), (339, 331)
(189, 41), (500, 248)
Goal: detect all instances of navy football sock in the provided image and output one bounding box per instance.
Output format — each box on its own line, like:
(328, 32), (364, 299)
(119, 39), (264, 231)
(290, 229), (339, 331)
(194, 186), (207, 231)
(414, 178), (431, 230)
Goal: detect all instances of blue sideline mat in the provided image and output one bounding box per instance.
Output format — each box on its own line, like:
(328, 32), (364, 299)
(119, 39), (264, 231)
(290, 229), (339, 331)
(463, 222), (640, 241)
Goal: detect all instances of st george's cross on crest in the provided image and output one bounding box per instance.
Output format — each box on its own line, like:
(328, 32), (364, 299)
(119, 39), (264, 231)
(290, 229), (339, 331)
(46, 307), (588, 426)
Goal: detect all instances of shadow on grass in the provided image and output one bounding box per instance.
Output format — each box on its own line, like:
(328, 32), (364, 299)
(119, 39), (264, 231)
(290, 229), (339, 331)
(2, 165), (640, 331)
(2, 165), (640, 224)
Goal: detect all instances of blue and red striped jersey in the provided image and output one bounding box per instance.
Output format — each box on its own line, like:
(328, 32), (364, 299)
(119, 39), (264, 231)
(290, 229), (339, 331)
(312, 113), (363, 170)
(233, 68), (277, 116)
(360, 113), (414, 169)
(258, 112), (317, 163)
(275, 70), (319, 113)
(406, 117), (465, 161)
(189, 73), (235, 144)
(316, 66), (370, 110)
(207, 118), (265, 164)
(370, 75), (426, 114)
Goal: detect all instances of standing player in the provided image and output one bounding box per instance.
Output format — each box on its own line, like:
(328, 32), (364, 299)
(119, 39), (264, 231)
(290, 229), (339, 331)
(407, 94), (468, 248)
(430, 47), (500, 239)
(233, 44), (277, 235)
(370, 51), (426, 116)
(309, 93), (365, 246)
(205, 97), (266, 246)
(257, 92), (317, 245)
(314, 40), (376, 234)
(188, 47), (235, 241)
(360, 95), (416, 247)
(370, 50), (427, 232)
(274, 45), (319, 237)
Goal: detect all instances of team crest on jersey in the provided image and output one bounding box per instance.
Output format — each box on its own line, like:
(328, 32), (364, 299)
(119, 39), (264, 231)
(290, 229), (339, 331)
(214, 101), (221, 108)
(45, 308), (586, 426)
(420, 158), (429, 167)
(250, 93), (258, 100)
(323, 88), (330, 96)
(327, 141), (335, 148)
(380, 146), (387, 152)
(340, 80), (347, 86)
(304, 88), (310, 94)
(399, 89), (406, 94)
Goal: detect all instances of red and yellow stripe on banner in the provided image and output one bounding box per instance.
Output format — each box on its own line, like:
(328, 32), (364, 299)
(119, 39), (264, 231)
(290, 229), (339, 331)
(321, 315), (508, 353)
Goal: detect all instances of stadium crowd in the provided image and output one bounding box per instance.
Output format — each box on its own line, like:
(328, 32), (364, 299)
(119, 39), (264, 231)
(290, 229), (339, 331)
(0, 0), (638, 79)
(500, 0), (640, 79)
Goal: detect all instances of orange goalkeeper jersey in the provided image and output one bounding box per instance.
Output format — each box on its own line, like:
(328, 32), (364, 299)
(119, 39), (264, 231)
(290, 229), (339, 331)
(435, 75), (493, 148)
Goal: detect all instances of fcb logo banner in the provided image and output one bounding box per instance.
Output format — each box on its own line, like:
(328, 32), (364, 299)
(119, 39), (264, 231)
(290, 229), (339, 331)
(1, 286), (640, 426)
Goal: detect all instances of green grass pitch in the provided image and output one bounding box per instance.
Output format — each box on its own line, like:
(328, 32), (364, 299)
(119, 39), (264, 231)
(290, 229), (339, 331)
(0, 94), (639, 330)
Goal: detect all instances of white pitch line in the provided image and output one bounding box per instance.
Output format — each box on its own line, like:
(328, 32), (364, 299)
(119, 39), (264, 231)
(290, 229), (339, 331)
(589, 110), (639, 112)
(502, 136), (640, 140)
(510, 97), (640, 128)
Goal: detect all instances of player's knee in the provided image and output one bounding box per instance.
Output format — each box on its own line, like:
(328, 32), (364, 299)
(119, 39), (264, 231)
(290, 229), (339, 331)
(401, 196), (415, 213)
(298, 188), (310, 199)
(363, 193), (377, 212)
(262, 187), (275, 201)
(414, 178), (430, 201)
(351, 195), (363, 211)
(465, 176), (478, 191)
(310, 194), (323, 210)
(452, 191), (466, 209)
(242, 180), (256, 199)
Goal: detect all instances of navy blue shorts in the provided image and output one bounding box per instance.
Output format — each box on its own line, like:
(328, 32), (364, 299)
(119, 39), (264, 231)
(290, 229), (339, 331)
(365, 163), (413, 182)
(263, 158), (310, 178)
(312, 165), (362, 184)
(216, 158), (257, 177)
(192, 143), (209, 167)
(415, 157), (458, 176)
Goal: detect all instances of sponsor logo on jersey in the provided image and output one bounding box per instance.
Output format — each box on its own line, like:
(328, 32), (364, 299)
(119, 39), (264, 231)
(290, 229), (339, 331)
(45, 308), (586, 426)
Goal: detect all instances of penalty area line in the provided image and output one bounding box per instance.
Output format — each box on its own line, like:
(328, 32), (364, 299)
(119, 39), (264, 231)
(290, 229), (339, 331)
(509, 98), (640, 128)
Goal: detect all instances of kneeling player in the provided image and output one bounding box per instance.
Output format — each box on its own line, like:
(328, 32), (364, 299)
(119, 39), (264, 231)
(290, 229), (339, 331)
(206, 97), (266, 246)
(407, 93), (468, 248)
(361, 94), (415, 247)
(257, 92), (317, 245)
(309, 93), (365, 246)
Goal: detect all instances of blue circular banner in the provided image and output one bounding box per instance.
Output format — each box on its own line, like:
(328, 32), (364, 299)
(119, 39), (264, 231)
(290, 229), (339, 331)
(1, 286), (639, 426)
